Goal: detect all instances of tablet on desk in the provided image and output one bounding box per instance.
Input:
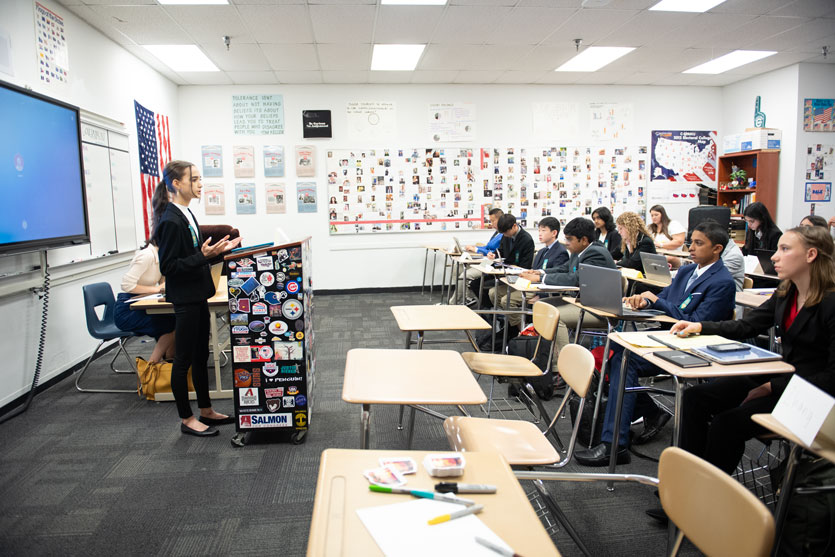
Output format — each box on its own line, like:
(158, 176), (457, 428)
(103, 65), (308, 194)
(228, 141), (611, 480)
(691, 343), (781, 365)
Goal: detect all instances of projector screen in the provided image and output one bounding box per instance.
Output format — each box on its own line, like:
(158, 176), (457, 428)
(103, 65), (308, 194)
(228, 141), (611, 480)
(0, 80), (89, 255)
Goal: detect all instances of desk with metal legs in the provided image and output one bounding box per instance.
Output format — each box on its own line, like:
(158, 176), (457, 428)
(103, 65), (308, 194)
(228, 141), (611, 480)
(421, 245), (446, 301)
(391, 304), (490, 350)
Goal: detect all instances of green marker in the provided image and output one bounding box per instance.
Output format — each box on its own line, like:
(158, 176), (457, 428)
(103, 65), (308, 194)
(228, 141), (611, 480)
(368, 485), (474, 506)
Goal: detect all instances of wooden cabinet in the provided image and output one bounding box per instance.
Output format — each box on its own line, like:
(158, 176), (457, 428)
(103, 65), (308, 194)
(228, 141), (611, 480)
(716, 150), (779, 217)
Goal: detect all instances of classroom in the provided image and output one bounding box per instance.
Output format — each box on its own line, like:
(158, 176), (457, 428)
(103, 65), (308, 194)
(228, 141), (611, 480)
(1, 0), (834, 555)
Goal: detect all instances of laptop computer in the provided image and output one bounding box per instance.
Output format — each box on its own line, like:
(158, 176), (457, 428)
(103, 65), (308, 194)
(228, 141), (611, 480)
(453, 237), (483, 259)
(639, 252), (672, 286)
(579, 264), (665, 318)
(755, 249), (777, 275)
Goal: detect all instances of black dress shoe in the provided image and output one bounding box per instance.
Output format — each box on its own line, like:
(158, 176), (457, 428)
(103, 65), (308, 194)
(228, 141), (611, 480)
(634, 411), (672, 445)
(574, 442), (631, 467)
(199, 415), (235, 426)
(181, 423), (219, 437)
(645, 507), (668, 525)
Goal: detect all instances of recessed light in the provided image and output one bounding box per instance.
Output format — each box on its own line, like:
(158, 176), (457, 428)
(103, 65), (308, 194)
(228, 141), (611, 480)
(381, 0), (447, 5)
(157, 0), (229, 5)
(144, 45), (219, 72)
(554, 47), (635, 72)
(371, 44), (426, 71)
(649, 0), (726, 12)
(683, 50), (777, 74)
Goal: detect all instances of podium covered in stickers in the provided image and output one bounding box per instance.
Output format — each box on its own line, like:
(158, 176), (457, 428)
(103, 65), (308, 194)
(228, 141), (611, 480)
(225, 238), (314, 445)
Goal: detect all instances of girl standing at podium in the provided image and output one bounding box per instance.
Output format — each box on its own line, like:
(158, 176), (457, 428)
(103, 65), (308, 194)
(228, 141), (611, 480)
(153, 160), (241, 437)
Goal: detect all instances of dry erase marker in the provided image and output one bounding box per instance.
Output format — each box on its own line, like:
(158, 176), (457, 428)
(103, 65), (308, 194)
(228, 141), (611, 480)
(427, 504), (483, 525)
(475, 536), (523, 557)
(435, 482), (497, 494)
(368, 485), (474, 506)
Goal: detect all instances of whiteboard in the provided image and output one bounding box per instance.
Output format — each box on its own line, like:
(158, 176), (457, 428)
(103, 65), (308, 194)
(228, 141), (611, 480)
(82, 142), (117, 257)
(109, 148), (137, 252)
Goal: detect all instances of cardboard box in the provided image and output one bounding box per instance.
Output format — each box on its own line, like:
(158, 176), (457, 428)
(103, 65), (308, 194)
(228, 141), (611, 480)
(741, 128), (781, 151)
(723, 133), (743, 153)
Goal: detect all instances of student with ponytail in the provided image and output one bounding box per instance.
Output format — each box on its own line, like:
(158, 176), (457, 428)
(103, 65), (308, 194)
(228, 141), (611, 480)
(153, 160), (241, 437)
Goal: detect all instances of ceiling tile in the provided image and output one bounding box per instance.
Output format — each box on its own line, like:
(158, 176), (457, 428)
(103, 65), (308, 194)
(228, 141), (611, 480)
(76, 0), (156, 5)
(674, 47), (735, 72)
(227, 71), (278, 84)
(722, 15), (807, 50)
(179, 72), (232, 85)
(230, 0), (304, 4)
(261, 44), (320, 71)
(64, 4), (136, 45)
(691, 73), (749, 86)
(431, 6), (513, 44)
(419, 45), (530, 71)
(275, 70), (324, 84)
(122, 44), (184, 83)
(543, 8), (638, 46)
(308, 0), (375, 4)
(493, 70), (549, 83)
(317, 44), (372, 70)
(574, 71), (633, 84)
(747, 18), (835, 51)
(614, 72), (668, 85)
(200, 42), (271, 72)
(162, 6), (253, 45)
(453, 70), (502, 83)
(650, 73), (701, 85)
(88, 5), (189, 45)
(710, 0), (792, 15)
(606, 46), (712, 73)
(593, 0), (657, 8)
(411, 70), (461, 83)
(322, 70), (370, 83)
(770, 0), (835, 18)
(368, 71), (415, 83)
(730, 50), (819, 74)
(483, 7), (578, 45)
(309, 5), (376, 44)
(599, 10), (697, 47)
(374, 6), (445, 44)
(515, 45), (578, 71)
(450, 0), (520, 5)
(535, 71), (584, 84)
(787, 33), (835, 54)
(237, 5), (313, 44)
(657, 12), (758, 49)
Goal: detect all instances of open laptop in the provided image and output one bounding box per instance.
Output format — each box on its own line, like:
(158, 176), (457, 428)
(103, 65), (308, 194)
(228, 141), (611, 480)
(754, 249), (777, 276)
(639, 252), (673, 286)
(453, 237), (483, 259)
(579, 264), (664, 317)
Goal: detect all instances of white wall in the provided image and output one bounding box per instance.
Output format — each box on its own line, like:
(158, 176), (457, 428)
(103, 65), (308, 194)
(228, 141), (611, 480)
(0, 0), (177, 408)
(178, 83), (723, 290)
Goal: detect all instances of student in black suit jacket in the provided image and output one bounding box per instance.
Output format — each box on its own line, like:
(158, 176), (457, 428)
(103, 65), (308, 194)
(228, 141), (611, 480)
(742, 201), (782, 255)
(615, 211), (657, 271)
(473, 214), (534, 307)
(674, 226), (835, 474)
(153, 161), (241, 437)
(592, 206), (622, 260)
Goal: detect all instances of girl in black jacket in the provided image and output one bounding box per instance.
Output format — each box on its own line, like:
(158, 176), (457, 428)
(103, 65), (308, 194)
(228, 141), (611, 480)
(615, 211), (656, 271)
(672, 226), (835, 473)
(742, 201), (782, 255)
(153, 160), (241, 437)
(592, 206), (622, 260)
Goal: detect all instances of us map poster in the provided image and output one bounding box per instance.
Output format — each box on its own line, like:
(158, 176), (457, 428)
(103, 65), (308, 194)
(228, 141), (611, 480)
(650, 130), (717, 183)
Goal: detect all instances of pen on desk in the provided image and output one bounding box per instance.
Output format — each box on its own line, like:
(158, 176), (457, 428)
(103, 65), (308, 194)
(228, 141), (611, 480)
(474, 536), (523, 557)
(368, 485), (474, 506)
(427, 504), (483, 525)
(435, 482), (497, 494)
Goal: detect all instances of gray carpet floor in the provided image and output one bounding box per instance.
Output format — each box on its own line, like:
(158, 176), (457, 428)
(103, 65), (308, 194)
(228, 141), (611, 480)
(0, 291), (713, 556)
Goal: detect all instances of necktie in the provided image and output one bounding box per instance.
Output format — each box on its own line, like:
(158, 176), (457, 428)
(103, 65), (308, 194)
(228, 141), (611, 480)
(684, 269), (699, 292)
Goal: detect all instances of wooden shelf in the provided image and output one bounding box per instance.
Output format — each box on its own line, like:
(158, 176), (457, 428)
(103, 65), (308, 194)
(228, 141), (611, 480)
(716, 150), (779, 217)
(718, 188), (757, 194)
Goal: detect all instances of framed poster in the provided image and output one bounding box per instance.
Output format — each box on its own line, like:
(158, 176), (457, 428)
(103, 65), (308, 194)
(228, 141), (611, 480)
(803, 99), (834, 132)
(265, 183), (286, 214)
(805, 182), (831, 202)
(297, 182), (318, 213)
(263, 145), (284, 177)
(302, 110), (332, 138)
(202, 145), (223, 177)
(650, 130), (717, 183)
(203, 183), (225, 215)
(296, 145), (316, 177)
(234, 145), (255, 178)
(235, 183), (256, 214)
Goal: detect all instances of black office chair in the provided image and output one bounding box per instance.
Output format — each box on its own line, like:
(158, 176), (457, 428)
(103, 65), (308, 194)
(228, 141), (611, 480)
(687, 205), (731, 243)
(75, 282), (137, 393)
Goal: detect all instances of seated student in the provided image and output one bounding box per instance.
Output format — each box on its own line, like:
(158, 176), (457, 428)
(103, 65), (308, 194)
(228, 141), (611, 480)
(574, 221), (736, 466)
(472, 213), (534, 307)
(592, 206), (622, 260)
(113, 240), (175, 364)
(799, 214), (828, 229)
(449, 208), (503, 304)
(721, 239), (745, 291)
(742, 201), (781, 255)
(519, 217), (617, 352)
(649, 204), (686, 250)
(488, 217), (569, 337)
(615, 212), (656, 271)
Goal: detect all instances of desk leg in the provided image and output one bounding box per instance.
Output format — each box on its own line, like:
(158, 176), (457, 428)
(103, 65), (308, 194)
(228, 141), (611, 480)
(430, 251), (437, 302)
(520, 294), (528, 330)
(417, 331), (425, 350)
(422, 248), (429, 295)
(574, 310), (585, 344)
(672, 377), (683, 446)
(440, 254), (449, 304)
(607, 350), (630, 490)
(773, 443), (802, 554)
(588, 320), (613, 449)
(406, 406), (417, 449)
(399, 331), (413, 429)
(404, 331), (412, 350)
(501, 284), (511, 351)
(465, 330), (480, 352)
(361, 404), (371, 449)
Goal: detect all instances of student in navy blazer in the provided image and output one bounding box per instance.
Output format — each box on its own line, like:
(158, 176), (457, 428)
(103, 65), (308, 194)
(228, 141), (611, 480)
(575, 221), (736, 466)
(153, 160), (241, 438)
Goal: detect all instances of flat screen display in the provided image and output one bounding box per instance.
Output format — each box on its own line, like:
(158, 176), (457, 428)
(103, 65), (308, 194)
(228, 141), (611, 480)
(0, 80), (88, 254)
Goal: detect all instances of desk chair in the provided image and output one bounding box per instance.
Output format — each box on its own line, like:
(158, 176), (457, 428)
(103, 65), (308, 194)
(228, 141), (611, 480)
(743, 276), (754, 290)
(75, 282), (137, 393)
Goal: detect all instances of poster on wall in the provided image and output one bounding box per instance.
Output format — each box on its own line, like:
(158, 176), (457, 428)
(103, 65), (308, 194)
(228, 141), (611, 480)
(428, 103), (476, 142)
(589, 103), (632, 141)
(235, 183), (256, 215)
(265, 183), (286, 214)
(232, 94), (284, 135)
(202, 145), (223, 178)
(297, 183), (318, 213)
(805, 182), (831, 202)
(233, 145), (255, 178)
(347, 101), (396, 142)
(302, 110), (332, 138)
(803, 99), (834, 132)
(203, 184), (225, 215)
(805, 144), (834, 181)
(650, 130), (717, 183)
(296, 145), (316, 177)
(263, 145), (284, 177)
(34, 2), (68, 85)
(532, 102), (579, 139)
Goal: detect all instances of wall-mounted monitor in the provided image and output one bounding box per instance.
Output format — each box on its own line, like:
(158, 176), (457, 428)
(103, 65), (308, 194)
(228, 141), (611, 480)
(0, 80), (89, 255)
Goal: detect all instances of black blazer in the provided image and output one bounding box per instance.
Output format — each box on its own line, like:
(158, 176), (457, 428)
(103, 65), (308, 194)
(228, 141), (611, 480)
(742, 225), (782, 255)
(618, 233), (657, 271)
(595, 228), (623, 260)
(543, 240), (617, 286)
(499, 227), (535, 269)
(700, 288), (835, 397)
(532, 242), (569, 272)
(154, 204), (215, 305)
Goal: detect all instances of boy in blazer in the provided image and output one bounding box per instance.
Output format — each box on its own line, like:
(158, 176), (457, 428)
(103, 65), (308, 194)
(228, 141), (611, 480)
(473, 214), (534, 307)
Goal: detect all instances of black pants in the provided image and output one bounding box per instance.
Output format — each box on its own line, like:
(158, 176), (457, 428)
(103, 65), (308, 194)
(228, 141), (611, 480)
(172, 301), (212, 419)
(680, 375), (777, 474)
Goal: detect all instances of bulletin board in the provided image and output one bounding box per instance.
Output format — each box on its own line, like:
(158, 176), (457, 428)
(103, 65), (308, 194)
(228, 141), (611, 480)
(326, 145), (647, 235)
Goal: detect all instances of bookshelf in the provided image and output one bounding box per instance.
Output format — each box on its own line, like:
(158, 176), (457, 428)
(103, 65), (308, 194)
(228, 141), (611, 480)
(716, 149), (779, 217)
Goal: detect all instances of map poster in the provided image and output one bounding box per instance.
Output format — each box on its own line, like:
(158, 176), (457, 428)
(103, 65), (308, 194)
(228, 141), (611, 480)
(203, 184), (225, 215)
(650, 130), (717, 183)
(804, 99), (834, 132)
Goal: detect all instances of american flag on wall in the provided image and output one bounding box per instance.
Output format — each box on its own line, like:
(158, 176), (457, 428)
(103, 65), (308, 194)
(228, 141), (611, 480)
(134, 100), (172, 240)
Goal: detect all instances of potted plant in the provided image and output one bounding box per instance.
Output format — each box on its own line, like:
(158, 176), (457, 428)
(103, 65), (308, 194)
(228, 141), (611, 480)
(729, 166), (748, 189)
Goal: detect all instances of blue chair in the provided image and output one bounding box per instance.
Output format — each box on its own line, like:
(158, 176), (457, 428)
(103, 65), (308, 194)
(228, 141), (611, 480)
(75, 282), (137, 393)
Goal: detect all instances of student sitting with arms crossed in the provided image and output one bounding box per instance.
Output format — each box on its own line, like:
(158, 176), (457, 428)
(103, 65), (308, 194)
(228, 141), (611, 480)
(472, 213), (535, 308)
(449, 208), (503, 304)
(488, 217), (569, 338)
(615, 211), (656, 272)
(519, 217), (617, 353)
(574, 221), (736, 466)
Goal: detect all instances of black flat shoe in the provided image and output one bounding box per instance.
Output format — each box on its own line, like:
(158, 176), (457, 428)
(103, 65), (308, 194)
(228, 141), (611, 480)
(634, 411), (672, 445)
(574, 442), (631, 467)
(181, 423), (219, 437)
(199, 415), (235, 426)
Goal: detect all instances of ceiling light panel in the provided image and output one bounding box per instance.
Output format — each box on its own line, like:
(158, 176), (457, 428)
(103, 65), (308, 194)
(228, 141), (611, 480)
(555, 46), (635, 72)
(144, 45), (219, 72)
(371, 44), (426, 71)
(683, 49), (777, 73)
(649, 0), (726, 12)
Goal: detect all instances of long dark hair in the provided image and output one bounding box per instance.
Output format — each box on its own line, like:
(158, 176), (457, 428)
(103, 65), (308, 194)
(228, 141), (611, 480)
(592, 206), (615, 232)
(800, 214), (828, 228)
(649, 204), (672, 239)
(743, 201), (778, 242)
(776, 226), (835, 306)
(151, 160), (194, 240)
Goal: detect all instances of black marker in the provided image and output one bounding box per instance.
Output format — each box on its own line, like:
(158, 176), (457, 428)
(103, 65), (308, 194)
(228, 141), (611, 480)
(435, 482), (497, 494)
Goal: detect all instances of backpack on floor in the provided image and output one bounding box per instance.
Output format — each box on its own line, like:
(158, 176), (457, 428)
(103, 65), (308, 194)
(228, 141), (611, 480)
(506, 335), (555, 400)
(774, 455), (835, 556)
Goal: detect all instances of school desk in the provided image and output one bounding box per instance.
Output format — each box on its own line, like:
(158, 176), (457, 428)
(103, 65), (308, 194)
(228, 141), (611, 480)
(390, 304), (490, 350)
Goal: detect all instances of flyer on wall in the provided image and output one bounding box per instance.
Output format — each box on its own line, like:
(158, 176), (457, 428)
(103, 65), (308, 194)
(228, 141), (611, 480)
(297, 182), (318, 213)
(203, 183), (225, 215)
(202, 145), (223, 177)
(265, 183), (286, 214)
(235, 183), (256, 215)
(233, 145), (255, 178)
(263, 145), (285, 177)
(650, 130), (717, 183)
(296, 145), (316, 177)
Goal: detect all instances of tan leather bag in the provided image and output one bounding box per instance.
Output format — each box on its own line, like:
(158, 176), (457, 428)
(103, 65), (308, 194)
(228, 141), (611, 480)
(136, 357), (195, 401)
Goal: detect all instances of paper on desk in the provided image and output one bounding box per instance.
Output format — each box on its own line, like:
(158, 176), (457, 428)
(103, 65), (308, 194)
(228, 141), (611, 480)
(743, 288), (776, 296)
(356, 498), (512, 557)
(620, 268), (643, 280)
(127, 293), (163, 303)
(619, 332), (728, 349)
(772, 375), (835, 446)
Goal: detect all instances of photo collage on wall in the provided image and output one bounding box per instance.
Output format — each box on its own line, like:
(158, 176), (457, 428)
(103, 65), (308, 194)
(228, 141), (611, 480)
(327, 145), (647, 235)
